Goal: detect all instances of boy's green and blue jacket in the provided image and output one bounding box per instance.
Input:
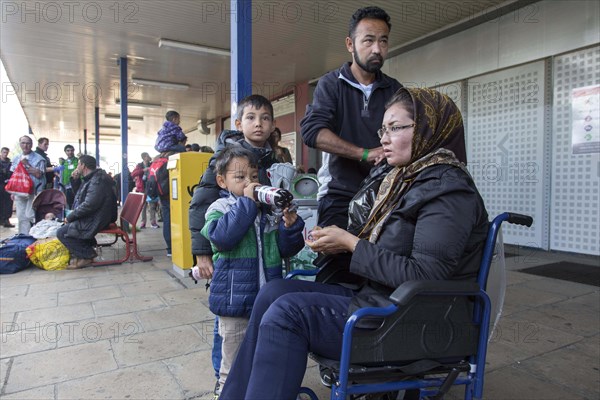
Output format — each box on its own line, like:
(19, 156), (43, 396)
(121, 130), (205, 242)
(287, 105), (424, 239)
(202, 191), (305, 318)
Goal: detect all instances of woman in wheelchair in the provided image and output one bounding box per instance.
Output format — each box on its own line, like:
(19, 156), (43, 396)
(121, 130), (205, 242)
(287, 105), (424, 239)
(219, 87), (489, 400)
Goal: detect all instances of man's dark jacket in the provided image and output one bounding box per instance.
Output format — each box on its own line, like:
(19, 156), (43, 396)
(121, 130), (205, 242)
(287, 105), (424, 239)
(63, 169), (117, 239)
(300, 62), (402, 200)
(189, 130), (277, 256)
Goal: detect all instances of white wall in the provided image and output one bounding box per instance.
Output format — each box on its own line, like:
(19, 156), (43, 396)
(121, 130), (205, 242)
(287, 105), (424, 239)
(384, 0), (600, 255)
(386, 1), (600, 86)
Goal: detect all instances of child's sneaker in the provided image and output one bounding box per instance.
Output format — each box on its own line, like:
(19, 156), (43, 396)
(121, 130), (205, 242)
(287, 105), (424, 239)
(140, 222), (146, 229)
(151, 223), (160, 229)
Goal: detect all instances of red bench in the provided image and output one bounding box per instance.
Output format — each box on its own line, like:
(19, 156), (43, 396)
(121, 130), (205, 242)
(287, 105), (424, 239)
(92, 192), (153, 266)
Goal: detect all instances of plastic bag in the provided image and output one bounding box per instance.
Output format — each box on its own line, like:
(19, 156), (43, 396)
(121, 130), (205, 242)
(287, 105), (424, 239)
(26, 238), (70, 271)
(347, 162), (393, 234)
(5, 161), (34, 196)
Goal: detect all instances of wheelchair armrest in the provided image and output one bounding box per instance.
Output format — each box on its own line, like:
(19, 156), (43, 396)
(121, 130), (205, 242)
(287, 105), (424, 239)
(285, 268), (320, 280)
(389, 280), (480, 306)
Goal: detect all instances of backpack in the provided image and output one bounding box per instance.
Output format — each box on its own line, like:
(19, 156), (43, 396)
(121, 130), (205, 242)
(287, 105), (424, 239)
(0, 234), (36, 274)
(146, 158), (169, 198)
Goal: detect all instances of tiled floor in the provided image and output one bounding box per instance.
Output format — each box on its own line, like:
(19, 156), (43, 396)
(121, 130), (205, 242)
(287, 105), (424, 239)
(0, 216), (598, 399)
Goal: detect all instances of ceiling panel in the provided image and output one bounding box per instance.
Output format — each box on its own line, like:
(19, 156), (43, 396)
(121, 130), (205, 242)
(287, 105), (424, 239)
(0, 0), (526, 147)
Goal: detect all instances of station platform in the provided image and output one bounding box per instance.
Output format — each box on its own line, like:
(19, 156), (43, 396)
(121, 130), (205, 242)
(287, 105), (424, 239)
(0, 217), (598, 399)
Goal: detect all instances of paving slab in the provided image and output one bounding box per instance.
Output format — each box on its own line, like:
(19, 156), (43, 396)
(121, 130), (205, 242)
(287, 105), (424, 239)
(162, 350), (215, 398)
(14, 303), (95, 328)
(0, 270), (58, 286)
(119, 278), (183, 297)
(26, 278), (89, 296)
(0, 312), (15, 333)
(567, 290), (600, 309)
(483, 365), (586, 399)
(4, 341), (117, 393)
(506, 270), (545, 286)
(511, 299), (600, 337)
(1, 327), (57, 358)
(57, 362), (183, 399)
(92, 293), (166, 317)
(111, 325), (209, 367)
(87, 271), (145, 288)
(55, 313), (144, 348)
(519, 337), (600, 399)
(504, 283), (569, 309)
(57, 285), (122, 306)
(0, 384), (55, 399)
(0, 285), (28, 298)
(159, 286), (209, 306)
(0, 357), (10, 393)
(0, 293), (58, 314)
(136, 301), (213, 331)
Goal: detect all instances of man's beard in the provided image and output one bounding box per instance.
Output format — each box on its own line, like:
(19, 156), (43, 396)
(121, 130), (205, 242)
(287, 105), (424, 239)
(353, 45), (384, 73)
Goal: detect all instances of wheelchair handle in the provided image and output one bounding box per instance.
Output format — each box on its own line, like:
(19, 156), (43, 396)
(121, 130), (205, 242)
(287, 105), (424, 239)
(506, 213), (533, 227)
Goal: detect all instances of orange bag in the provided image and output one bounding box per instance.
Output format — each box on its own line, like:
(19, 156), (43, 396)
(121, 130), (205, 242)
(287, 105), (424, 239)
(5, 161), (34, 195)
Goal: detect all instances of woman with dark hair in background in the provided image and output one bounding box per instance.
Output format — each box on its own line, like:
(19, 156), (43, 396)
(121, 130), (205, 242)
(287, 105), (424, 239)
(268, 127), (293, 164)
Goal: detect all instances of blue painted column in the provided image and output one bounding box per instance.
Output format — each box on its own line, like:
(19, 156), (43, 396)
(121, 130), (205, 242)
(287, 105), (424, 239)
(94, 106), (100, 165)
(230, 0), (252, 128)
(118, 57), (129, 206)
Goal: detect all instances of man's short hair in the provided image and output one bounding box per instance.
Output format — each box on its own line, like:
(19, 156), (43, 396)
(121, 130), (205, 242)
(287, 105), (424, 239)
(38, 137), (49, 145)
(348, 6), (391, 39)
(236, 94), (274, 121)
(165, 110), (180, 122)
(64, 144), (75, 152)
(19, 136), (33, 144)
(1, 147), (9, 152)
(79, 155), (97, 170)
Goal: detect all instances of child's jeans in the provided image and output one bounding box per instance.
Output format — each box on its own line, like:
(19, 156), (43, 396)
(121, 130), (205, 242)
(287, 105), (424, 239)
(218, 316), (249, 387)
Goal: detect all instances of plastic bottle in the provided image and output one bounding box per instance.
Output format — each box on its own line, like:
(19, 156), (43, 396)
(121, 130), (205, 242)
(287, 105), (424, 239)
(253, 185), (294, 208)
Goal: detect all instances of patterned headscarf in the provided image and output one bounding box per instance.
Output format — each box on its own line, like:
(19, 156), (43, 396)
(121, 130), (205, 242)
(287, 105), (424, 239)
(359, 88), (469, 242)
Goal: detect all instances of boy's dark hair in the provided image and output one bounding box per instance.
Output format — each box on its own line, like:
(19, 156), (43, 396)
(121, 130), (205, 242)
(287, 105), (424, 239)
(214, 146), (258, 176)
(64, 144), (74, 152)
(191, 143), (201, 152)
(38, 137), (49, 145)
(165, 110), (180, 122)
(236, 94), (274, 121)
(79, 154), (97, 170)
(349, 6), (391, 39)
(2, 147), (10, 152)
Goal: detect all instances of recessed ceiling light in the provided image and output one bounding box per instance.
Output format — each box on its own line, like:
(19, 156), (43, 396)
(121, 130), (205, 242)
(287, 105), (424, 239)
(115, 99), (162, 108)
(105, 113), (144, 121)
(132, 77), (189, 90)
(158, 38), (230, 57)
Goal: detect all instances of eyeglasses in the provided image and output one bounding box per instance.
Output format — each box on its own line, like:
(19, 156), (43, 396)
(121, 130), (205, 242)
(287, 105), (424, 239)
(377, 123), (415, 139)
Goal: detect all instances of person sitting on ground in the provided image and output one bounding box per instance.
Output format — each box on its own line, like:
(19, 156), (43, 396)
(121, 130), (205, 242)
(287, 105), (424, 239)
(154, 110), (188, 153)
(57, 155), (117, 269)
(198, 146), (305, 396)
(218, 87), (490, 400)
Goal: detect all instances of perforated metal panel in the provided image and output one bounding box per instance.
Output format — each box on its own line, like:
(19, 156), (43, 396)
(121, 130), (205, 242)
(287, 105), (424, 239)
(466, 61), (547, 249)
(551, 46), (600, 255)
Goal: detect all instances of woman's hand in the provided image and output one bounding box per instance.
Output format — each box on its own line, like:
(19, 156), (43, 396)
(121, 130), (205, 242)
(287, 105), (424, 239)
(306, 226), (360, 254)
(282, 207), (297, 228)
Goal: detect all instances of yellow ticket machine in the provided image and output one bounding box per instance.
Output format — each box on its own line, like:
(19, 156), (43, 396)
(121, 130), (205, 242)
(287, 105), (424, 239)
(167, 151), (212, 276)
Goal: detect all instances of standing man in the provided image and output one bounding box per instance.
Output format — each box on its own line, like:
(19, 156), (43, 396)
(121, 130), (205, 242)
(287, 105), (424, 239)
(35, 137), (55, 189)
(11, 136), (46, 234)
(300, 6), (402, 228)
(60, 144), (79, 209)
(0, 147), (15, 227)
(57, 155), (117, 269)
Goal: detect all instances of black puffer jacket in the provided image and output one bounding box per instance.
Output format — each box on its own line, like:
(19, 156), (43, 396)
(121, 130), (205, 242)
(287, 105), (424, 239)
(189, 130), (278, 256)
(348, 164), (489, 313)
(64, 169), (117, 240)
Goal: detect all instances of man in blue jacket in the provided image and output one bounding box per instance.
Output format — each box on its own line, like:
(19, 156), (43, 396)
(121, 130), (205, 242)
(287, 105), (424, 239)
(300, 6), (402, 229)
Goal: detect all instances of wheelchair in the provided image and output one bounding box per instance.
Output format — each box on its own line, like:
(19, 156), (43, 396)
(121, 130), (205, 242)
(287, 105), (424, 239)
(288, 212), (533, 400)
